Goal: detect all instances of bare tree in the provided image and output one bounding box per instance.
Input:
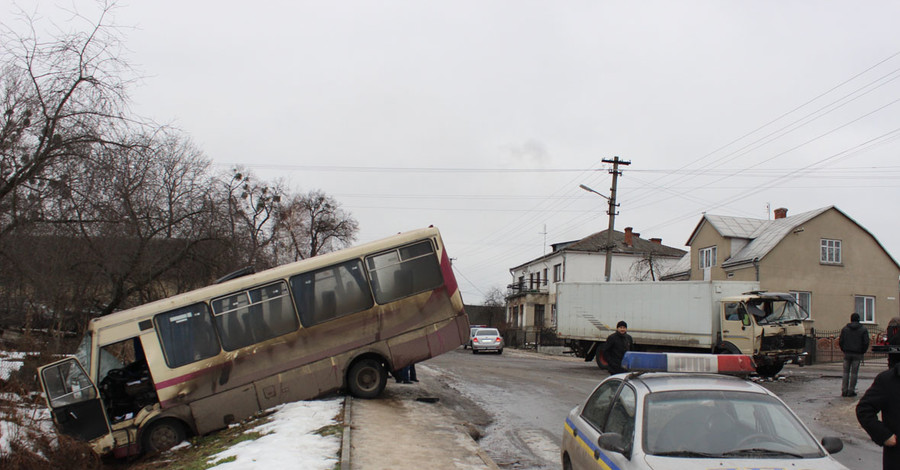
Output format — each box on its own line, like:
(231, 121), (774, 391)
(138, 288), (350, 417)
(217, 167), (283, 269)
(274, 189), (358, 262)
(483, 286), (506, 307)
(0, 1), (133, 240)
(43, 130), (221, 319)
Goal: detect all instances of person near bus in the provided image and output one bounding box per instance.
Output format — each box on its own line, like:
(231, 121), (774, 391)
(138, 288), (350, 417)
(839, 312), (870, 397)
(603, 321), (633, 375)
(856, 361), (900, 470)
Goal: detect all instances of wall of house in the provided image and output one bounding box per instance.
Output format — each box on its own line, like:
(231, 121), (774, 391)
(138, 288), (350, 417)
(759, 209), (899, 332)
(689, 222), (729, 280)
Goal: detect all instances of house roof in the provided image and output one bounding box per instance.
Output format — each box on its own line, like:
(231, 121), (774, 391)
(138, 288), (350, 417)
(688, 206), (900, 270)
(510, 229), (686, 272)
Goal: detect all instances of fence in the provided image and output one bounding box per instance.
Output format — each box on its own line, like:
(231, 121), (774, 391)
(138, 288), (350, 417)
(809, 327), (887, 364)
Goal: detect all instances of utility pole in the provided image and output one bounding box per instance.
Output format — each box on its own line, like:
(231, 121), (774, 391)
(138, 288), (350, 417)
(602, 156), (630, 282)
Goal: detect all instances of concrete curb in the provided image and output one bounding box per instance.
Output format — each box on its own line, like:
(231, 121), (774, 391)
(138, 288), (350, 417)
(341, 396), (352, 470)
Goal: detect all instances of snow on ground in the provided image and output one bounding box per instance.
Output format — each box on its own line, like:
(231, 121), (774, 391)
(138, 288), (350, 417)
(206, 397), (343, 470)
(0, 350), (344, 467)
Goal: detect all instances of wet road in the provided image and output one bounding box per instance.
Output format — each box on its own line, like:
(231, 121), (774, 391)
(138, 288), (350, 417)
(423, 347), (884, 469)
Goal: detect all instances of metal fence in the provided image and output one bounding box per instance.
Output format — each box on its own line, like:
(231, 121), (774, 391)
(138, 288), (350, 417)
(809, 327), (886, 364)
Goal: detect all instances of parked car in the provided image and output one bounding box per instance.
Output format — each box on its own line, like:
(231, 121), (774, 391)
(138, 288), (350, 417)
(464, 325), (487, 349)
(471, 328), (503, 354)
(561, 352), (848, 470)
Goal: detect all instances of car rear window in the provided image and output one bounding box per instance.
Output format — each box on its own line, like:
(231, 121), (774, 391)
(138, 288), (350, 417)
(476, 329), (499, 336)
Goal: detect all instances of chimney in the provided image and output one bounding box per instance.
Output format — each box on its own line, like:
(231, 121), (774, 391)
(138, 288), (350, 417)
(624, 227), (633, 247)
(774, 207), (788, 219)
(650, 238), (662, 245)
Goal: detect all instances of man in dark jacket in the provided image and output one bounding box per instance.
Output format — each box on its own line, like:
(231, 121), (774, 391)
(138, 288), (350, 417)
(839, 313), (870, 397)
(856, 363), (900, 470)
(603, 321), (633, 375)
(886, 317), (900, 369)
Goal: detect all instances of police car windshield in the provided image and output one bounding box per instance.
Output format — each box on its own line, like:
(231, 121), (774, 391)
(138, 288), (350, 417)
(644, 390), (825, 458)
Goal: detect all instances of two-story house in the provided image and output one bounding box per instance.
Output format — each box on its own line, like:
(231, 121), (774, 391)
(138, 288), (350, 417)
(506, 227), (686, 336)
(667, 206), (900, 332)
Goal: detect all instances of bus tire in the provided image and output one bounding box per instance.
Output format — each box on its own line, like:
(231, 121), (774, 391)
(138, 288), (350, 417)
(141, 419), (186, 454)
(347, 358), (387, 399)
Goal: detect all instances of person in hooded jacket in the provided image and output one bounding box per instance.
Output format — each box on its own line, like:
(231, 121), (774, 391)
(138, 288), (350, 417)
(839, 312), (870, 397)
(857, 362), (900, 470)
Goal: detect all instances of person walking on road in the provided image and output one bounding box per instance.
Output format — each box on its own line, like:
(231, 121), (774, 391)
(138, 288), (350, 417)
(856, 362), (900, 470)
(839, 312), (870, 397)
(603, 321), (633, 375)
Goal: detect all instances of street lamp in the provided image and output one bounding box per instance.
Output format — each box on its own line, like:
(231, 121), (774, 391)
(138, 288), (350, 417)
(580, 183), (616, 282)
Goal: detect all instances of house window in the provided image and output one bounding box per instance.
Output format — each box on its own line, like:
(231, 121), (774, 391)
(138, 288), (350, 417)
(699, 246), (717, 269)
(543, 268), (548, 285)
(820, 239), (842, 264)
(553, 264), (562, 282)
(790, 291), (811, 316)
(855, 295), (875, 323)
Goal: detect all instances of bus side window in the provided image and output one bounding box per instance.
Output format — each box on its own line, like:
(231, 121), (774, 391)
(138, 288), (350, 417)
(290, 259), (374, 327)
(366, 240), (443, 304)
(213, 281), (299, 351)
(155, 303), (221, 368)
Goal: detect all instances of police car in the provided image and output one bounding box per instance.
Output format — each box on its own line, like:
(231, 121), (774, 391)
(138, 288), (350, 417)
(561, 352), (849, 470)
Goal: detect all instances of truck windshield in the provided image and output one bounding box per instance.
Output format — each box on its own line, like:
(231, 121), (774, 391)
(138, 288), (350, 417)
(752, 299), (808, 325)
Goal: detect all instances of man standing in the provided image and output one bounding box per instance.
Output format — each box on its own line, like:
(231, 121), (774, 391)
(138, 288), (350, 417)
(603, 321), (633, 375)
(839, 312), (870, 397)
(856, 363), (900, 470)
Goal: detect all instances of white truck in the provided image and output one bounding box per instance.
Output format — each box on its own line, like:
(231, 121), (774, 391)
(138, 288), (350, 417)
(556, 281), (808, 376)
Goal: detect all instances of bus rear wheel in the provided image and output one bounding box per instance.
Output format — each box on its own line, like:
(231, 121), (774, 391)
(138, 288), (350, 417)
(142, 419), (186, 454)
(347, 358), (387, 399)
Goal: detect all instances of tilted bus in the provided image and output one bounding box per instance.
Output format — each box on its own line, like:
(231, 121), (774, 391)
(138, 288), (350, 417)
(38, 226), (469, 457)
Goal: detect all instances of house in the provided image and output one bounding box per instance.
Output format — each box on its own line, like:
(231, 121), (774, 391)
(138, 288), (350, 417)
(667, 206), (900, 332)
(506, 227), (686, 335)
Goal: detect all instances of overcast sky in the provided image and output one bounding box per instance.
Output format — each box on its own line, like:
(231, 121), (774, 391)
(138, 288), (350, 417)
(5, 1), (900, 303)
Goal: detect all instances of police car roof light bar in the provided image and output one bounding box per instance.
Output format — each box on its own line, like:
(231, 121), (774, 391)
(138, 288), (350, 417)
(622, 352), (756, 375)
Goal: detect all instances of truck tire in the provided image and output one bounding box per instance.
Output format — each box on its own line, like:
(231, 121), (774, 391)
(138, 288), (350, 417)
(756, 361), (784, 377)
(347, 358), (387, 399)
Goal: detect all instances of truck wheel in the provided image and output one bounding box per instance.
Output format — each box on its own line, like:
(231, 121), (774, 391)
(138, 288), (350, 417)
(756, 361), (785, 377)
(142, 419), (186, 454)
(347, 358), (387, 398)
(595, 350), (609, 370)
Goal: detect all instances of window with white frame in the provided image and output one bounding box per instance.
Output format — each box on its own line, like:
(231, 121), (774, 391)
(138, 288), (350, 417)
(820, 239), (842, 264)
(854, 295), (875, 323)
(699, 246), (717, 269)
(553, 264), (562, 283)
(790, 291), (811, 317)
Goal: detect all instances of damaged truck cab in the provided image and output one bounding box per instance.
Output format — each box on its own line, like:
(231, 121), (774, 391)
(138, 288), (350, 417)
(718, 291), (808, 376)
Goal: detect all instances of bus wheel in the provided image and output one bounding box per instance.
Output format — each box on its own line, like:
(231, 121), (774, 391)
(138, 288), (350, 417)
(142, 419), (186, 454)
(347, 358), (387, 399)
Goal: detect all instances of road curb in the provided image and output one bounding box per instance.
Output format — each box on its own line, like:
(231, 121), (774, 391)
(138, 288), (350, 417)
(341, 396), (352, 470)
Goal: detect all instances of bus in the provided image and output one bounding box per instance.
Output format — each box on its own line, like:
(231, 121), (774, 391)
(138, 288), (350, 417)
(37, 226), (469, 457)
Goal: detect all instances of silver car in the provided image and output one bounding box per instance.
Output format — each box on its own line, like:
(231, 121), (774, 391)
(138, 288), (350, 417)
(562, 352), (848, 470)
(471, 328), (503, 354)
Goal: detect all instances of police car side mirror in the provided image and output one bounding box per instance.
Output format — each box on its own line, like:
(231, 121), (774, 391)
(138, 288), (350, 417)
(821, 436), (843, 454)
(598, 433), (629, 457)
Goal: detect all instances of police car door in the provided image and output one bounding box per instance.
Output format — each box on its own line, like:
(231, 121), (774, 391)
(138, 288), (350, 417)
(571, 379), (636, 469)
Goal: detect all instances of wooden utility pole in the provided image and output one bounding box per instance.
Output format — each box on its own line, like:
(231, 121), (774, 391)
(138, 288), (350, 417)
(602, 156), (630, 281)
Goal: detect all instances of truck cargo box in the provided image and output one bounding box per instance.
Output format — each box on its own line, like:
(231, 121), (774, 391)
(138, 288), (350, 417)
(556, 281), (759, 350)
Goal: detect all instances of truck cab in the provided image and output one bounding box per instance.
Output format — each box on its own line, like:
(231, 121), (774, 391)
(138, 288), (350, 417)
(718, 291), (808, 376)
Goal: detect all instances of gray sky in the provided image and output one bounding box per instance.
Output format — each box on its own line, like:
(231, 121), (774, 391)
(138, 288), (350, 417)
(6, 1), (900, 303)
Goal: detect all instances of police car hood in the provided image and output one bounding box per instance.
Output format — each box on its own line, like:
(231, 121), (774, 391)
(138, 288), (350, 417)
(642, 455), (849, 470)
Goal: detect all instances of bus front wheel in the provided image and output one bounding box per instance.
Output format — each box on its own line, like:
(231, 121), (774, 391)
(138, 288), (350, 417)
(142, 419), (186, 454)
(347, 358), (387, 399)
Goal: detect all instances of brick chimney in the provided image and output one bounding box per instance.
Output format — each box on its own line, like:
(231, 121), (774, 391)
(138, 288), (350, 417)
(624, 227), (633, 247)
(650, 238), (662, 245)
(774, 207), (788, 219)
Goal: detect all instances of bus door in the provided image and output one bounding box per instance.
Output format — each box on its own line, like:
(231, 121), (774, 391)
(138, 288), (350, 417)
(39, 358), (111, 442)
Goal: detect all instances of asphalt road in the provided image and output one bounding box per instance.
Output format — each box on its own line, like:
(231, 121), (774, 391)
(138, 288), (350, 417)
(422, 347), (885, 470)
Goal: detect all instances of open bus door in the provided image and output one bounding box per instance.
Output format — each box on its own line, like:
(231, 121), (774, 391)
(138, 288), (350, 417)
(39, 357), (111, 442)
